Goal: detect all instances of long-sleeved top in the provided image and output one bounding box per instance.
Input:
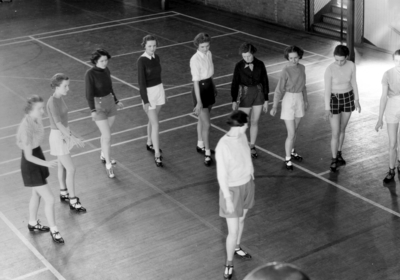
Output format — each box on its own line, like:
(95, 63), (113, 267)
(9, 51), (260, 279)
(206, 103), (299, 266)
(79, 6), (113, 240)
(137, 52), (162, 104)
(47, 96), (68, 130)
(231, 57), (269, 102)
(382, 67), (400, 98)
(85, 66), (118, 111)
(216, 133), (254, 191)
(190, 50), (214, 82)
(16, 116), (44, 149)
(324, 60), (359, 110)
(273, 63), (306, 104)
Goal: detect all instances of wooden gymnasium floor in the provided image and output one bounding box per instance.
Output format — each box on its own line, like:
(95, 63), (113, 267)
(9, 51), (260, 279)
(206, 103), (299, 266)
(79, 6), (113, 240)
(0, 0), (398, 279)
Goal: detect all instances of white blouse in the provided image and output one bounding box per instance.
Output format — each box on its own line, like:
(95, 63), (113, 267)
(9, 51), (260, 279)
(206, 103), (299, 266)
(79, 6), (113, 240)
(190, 50), (214, 81)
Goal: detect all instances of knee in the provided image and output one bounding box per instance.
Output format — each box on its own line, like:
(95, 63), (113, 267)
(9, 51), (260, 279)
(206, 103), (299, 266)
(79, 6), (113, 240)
(228, 229), (239, 239)
(331, 130), (340, 139)
(46, 194), (55, 206)
(389, 142), (398, 150)
(250, 119), (258, 127)
(67, 164), (76, 175)
(203, 121), (210, 130)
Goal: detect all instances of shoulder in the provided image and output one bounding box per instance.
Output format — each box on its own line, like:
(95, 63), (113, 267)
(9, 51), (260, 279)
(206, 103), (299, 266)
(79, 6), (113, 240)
(190, 52), (198, 62)
(46, 96), (54, 106)
(137, 56), (147, 64)
(298, 63), (306, 70)
(254, 57), (265, 66)
(85, 67), (95, 75)
(155, 54), (160, 60)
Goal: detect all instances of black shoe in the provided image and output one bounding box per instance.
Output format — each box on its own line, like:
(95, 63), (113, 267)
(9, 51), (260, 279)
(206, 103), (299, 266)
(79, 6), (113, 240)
(50, 231), (65, 244)
(204, 155), (212, 166)
(223, 265), (234, 279)
(155, 156), (163, 167)
(100, 154), (116, 165)
(330, 158), (338, 172)
(234, 247), (252, 259)
(285, 159), (293, 171)
(28, 220), (50, 232)
(291, 150), (303, 161)
(337, 151), (346, 165)
(147, 144), (162, 154)
(196, 146), (215, 154)
(384, 168), (395, 183)
(59, 189), (69, 202)
(69, 197), (87, 213)
(251, 147), (258, 158)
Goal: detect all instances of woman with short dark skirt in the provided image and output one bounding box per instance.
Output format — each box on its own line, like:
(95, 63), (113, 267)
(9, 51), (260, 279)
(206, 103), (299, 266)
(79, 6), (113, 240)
(324, 45), (361, 172)
(190, 32), (217, 166)
(137, 35), (166, 167)
(17, 95), (64, 243)
(375, 49), (400, 183)
(231, 42), (269, 158)
(270, 45), (308, 171)
(86, 49), (124, 177)
(216, 111), (255, 279)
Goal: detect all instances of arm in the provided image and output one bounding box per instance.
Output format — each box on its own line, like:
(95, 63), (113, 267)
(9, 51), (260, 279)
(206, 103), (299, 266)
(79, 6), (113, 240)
(23, 144), (56, 168)
(190, 56), (203, 115)
(106, 68), (124, 109)
(350, 63), (361, 112)
(85, 70), (96, 112)
(137, 58), (149, 104)
(231, 64), (240, 110)
(302, 68), (308, 110)
(270, 70), (286, 116)
(261, 62), (270, 113)
(216, 144), (234, 213)
(375, 85), (389, 131)
(324, 66), (333, 120)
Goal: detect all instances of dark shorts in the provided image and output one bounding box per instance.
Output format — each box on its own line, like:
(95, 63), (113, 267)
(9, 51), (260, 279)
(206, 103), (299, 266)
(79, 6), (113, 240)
(21, 146), (49, 187)
(330, 90), (355, 114)
(192, 77), (216, 108)
(219, 179), (255, 218)
(94, 93), (117, 121)
(238, 85), (265, 108)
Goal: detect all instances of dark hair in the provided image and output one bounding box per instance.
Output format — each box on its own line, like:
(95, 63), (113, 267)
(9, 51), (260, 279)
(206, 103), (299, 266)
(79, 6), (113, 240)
(284, 45), (304, 60)
(393, 49), (400, 59)
(193, 32), (211, 48)
(24, 95), (43, 114)
(333, 45), (350, 57)
(50, 73), (69, 89)
(90, 48), (111, 65)
(141, 35), (158, 48)
(227, 111), (248, 127)
(239, 42), (257, 55)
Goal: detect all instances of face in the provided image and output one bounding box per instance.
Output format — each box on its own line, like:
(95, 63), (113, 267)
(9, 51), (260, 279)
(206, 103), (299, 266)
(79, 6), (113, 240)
(198, 42), (210, 54)
(96, 55), (108, 69)
(145, 40), (157, 56)
(394, 55), (400, 69)
(288, 52), (300, 65)
(29, 102), (45, 120)
(242, 52), (254, 63)
(55, 80), (70, 96)
(334, 55), (347, 66)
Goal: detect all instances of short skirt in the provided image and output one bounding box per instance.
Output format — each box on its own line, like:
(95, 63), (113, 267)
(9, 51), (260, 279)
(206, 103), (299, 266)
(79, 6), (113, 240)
(192, 77), (216, 108)
(49, 129), (72, 156)
(330, 90), (355, 114)
(143, 83), (166, 110)
(20, 146), (49, 187)
(219, 179), (255, 218)
(94, 93), (117, 121)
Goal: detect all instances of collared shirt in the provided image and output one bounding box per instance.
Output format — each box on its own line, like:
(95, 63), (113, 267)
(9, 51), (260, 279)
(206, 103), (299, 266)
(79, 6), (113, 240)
(190, 50), (214, 81)
(137, 52), (162, 104)
(16, 116), (44, 149)
(47, 96), (68, 130)
(382, 67), (400, 98)
(141, 52), (155, 60)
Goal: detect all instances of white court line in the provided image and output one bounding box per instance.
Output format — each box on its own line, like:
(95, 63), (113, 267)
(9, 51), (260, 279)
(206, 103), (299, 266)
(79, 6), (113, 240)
(0, 81), (26, 101)
(0, 212), (65, 280)
(12, 268), (48, 280)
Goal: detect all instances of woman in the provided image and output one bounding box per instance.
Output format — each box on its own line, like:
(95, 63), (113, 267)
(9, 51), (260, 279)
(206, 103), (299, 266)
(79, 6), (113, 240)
(137, 35), (166, 167)
(85, 49), (124, 177)
(47, 73), (86, 213)
(216, 111), (255, 280)
(375, 49), (400, 183)
(17, 95), (64, 243)
(324, 45), (361, 172)
(190, 32), (217, 166)
(270, 45), (308, 170)
(231, 42), (269, 158)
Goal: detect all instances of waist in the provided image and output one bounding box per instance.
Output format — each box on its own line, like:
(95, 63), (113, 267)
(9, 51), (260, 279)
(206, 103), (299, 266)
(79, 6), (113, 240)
(200, 77), (212, 83)
(227, 175), (252, 187)
(388, 95), (400, 100)
(331, 90), (353, 95)
(94, 93), (113, 99)
(285, 92), (302, 94)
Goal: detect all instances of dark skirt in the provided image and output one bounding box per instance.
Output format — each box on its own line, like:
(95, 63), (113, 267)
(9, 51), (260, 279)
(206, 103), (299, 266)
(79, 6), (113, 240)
(192, 77), (216, 108)
(21, 146), (49, 187)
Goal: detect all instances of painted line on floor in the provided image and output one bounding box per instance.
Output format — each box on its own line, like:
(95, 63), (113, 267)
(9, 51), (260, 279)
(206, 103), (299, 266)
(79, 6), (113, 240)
(12, 268), (49, 280)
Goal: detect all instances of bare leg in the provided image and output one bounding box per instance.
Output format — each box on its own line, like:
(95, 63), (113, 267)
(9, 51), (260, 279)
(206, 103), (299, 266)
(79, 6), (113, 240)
(387, 123), (399, 168)
(147, 106), (162, 156)
(249, 106), (262, 145)
(57, 161), (67, 191)
(236, 209), (248, 246)
(29, 189), (41, 223)
(337, 112), (352, 152)
(199, 108), (211, 150)
(95, 117), (114, 165)
(225, 217), (239, 263)
(329, 114), (341, 158)
(34, 185), (56, 227)
(57, 154), (76, 197)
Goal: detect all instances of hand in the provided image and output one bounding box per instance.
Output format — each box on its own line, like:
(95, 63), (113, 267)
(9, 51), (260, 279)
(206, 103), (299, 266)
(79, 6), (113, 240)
(232, 102), (238, 111)
(355, 100), (361, 113)
(165, 95), (169, 103)
(71, 136), (85, 148)
(117, 101), (124, 109)
(193, 102), (203, 116)
(270, 107), (277, 117)
(375, 119), (383, 132)
(46, 160), (58, 168)
(262, 101), (269, 113)
(214, 87), (218, 97)
(304, 101), (309, 111)
(324, 109), (332, 120)
(225, 197), (235, 214)
(143, 103), (150, 113)
(91, 112), (97, 121)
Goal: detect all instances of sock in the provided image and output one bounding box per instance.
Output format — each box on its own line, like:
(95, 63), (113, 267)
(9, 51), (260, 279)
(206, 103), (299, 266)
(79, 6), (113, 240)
(29, 220), (37, 226)
(197, 140), (204, 148)
(291, 148), (295, 153)
(226, 260), (233, 266)
(205, 149), (211, 156)
(285, 156), (292, 165)
(60, 190), (68, 196)
(69, 197), (81, 208)
(106, 163), (112, 169)
(50, 226), (59, 233)
(101, 152), (104, 158)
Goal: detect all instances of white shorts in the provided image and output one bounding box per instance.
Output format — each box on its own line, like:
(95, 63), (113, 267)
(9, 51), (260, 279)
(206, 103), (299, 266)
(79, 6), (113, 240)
(385, 96), (400, 124)
(49, 129), (72, 156)
(280, 92), (305, 120)
(143, 83), (166, 110)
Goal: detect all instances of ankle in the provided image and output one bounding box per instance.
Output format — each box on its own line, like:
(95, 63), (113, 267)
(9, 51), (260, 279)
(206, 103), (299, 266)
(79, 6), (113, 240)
(50, 226), (59, 233)
(28, 220), (37, 226)
(106, 163), (112, 169)
(226, 260), (233, 266)
(197, 140), (204, 148)
(205, 149), (211, 156)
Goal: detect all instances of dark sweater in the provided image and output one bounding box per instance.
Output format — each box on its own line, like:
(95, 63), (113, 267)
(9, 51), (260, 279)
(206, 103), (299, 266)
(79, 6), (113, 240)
(137, 54), (162, 104)
(85, 66), (118, 111)
(231, 57), (269, 102)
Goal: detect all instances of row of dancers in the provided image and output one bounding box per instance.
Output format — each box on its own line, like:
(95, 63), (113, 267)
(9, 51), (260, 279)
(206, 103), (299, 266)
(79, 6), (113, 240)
(16, 32), (400, 278)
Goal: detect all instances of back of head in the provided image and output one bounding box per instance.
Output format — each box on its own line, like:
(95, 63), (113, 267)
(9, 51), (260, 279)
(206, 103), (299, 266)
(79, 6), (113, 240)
(227, 110), (248, 127)
(243, 262), (310, 280)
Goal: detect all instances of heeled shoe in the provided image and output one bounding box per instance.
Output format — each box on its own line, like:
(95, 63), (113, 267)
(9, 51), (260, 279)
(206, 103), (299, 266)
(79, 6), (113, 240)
(69, 197), (87, 213)
(204, 155), (212, 166)
(383, 168), (395, 183)
(234, 247), (252, 259)
(223, 265), (234, 279)
(50, 231), (65, 244)
(59, 188), (69, 202)
(250, 147), (258, 158)
(155, 156), (163, 167)
(106, 165), (115, 179)
(336, 151), (346, 165)
(28, 220), (49, 232)
(147, 144), (162, 154)
(330, 158), (338, 172)
(196, 146), (215, 154)
(285, 159), (293, 171)
(100, 154), (116, 165)
(291, 149), (303, 161)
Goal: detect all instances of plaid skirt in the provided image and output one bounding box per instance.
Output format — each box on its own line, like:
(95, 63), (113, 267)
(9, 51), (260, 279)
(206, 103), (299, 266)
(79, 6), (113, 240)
(330, 90), (355, 114)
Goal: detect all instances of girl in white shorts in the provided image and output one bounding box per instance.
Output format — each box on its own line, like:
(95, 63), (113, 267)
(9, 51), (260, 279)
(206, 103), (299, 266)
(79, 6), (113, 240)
(270, 46), (308, 170)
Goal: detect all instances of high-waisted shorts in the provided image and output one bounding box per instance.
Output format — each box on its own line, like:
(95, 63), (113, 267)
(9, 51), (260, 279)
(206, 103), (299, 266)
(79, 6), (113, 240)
(49, 129), (72, 156)
(94, 93), (117, 121)
(238, 85), (265, 108)
(143, 83), (166, 110)
(219, 179), (255, 218)
(192, 77), (216, 108)
(281, 92), (305, 120)
(20, 146), (49, 187)
(385, 95), (400, 124)
(330, 90), (355, 114)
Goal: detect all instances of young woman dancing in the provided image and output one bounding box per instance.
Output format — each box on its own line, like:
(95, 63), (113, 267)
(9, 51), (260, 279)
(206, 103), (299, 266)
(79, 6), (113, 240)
(137, 35), (166, 167)
(270, 45), (308, 170)
(17, 95), (64, 243)
(231, 42), (269, 158)
(216, 111), (255, 279)
(47, 73), (86, 213)
(375, 49), (400, 183)
(190, 32), (217, 166)
(86, 49), (124, 177)
(324, 45), (361, 172)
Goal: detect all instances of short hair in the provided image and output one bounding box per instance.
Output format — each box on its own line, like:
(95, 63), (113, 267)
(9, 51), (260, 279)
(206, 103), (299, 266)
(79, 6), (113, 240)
(393, 49), (400, 59)
(333, 45), (350, 57)
(284, 45), (304, 60)
(141, 35), (158, 48)
(243, 262), (310, 280)
(90, 48), (111, 65)
(24, 95), (43, 114)
(239, 42), (257, 55)
(227, 110), (248, 127)
(193, 32), (211, 48)
(50, 73), (69, 89)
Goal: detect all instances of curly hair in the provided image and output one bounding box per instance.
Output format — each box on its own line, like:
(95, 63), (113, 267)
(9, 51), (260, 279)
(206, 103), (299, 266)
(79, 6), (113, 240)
(284, 45), (304, 60)
(193, 32), (211, 48)
(90, 49), (111, 65)
(141, 35), (158, 48)
(50, 73), (69, 89)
